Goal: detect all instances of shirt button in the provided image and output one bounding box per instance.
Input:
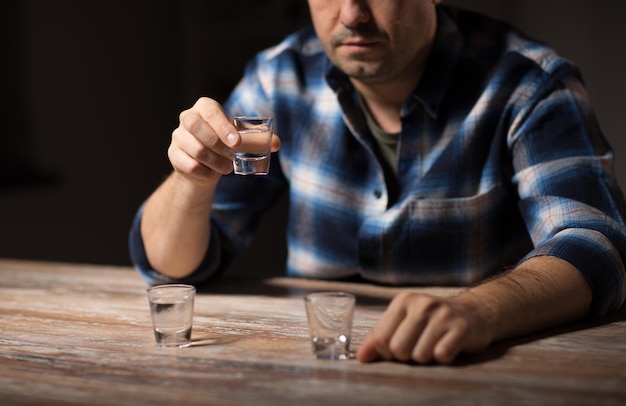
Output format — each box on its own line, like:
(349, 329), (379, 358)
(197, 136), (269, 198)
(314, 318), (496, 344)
(374, 189), (382, 199)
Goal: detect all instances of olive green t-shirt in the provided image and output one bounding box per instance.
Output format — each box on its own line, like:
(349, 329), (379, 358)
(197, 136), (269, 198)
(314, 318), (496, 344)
(358, 94), (399, 177)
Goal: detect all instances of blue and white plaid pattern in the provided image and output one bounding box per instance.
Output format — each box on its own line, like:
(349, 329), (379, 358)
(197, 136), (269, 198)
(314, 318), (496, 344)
(130, 7), (626, 316)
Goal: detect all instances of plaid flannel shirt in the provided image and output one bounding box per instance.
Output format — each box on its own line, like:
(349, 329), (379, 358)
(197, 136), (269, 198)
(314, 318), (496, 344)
(130, 6), (626, 316)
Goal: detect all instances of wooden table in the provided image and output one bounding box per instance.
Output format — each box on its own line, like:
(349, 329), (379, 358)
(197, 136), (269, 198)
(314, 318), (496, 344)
(0, 259), (624, 405)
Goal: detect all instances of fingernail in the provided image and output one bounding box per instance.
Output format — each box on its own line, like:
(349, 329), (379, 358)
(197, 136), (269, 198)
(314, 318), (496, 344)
(227, 132), (239, 147)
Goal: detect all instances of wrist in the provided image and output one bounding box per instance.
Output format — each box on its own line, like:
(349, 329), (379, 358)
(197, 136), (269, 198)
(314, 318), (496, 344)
(169, 171), (218, 213)
(451, 289), (500, 344)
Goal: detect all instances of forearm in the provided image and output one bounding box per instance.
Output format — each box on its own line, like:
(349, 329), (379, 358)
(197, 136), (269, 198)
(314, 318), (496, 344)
(357, 255), (593, 364)
(141, 171), (218, 279)
(458, 255), (592, 343)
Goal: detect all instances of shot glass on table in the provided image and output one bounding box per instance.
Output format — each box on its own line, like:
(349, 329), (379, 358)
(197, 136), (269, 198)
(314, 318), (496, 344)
(304, 292), (356, 360)
(147, 284), (196, 348)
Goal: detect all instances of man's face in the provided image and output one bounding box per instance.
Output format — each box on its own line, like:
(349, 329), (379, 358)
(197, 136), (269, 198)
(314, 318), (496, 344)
(307, 0), (440, 85)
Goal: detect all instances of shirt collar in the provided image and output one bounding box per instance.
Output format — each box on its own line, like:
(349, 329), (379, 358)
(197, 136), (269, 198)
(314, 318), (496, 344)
(410, 6), (463, 118)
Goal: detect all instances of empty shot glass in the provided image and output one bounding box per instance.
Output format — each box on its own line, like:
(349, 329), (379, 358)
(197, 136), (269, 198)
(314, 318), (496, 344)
(147, 284), (196, 348)
(304, 292), (356, 360)
(231, 116), (275, 175)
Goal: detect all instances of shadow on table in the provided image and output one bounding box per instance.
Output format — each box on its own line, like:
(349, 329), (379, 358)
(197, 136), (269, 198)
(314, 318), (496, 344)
(200, 274), (457, 304)
(190, 335), (240, 347)
(454, 303), (626, 366)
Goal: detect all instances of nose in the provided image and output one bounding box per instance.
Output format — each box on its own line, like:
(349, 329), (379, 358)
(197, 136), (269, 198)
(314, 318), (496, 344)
(339, 0), (371, 28)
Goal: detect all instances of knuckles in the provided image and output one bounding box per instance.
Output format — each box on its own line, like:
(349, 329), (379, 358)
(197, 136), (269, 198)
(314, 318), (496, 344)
(393, 292), (442, 315)
(387, 338), (412, 362)
(194, 96), (220, 111)
(194, 97), (226, 122)
(383, 292), (473, 364)
(180, 111), (202, 134)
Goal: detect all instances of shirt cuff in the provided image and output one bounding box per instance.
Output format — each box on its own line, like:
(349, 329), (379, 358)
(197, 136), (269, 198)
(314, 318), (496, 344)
(522, 228), (626, 317)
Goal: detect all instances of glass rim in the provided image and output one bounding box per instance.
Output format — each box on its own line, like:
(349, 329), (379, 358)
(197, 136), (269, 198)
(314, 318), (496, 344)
(231, 115), (274, 121)
(304, 291), (355, 301)
(146, 283), (196, 293)
(231, 116), (275, 127)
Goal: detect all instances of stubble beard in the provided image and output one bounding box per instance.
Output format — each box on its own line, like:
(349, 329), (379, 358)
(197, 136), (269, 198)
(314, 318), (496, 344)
(327, 25), (394, 84)
(333, 53), (404, 86)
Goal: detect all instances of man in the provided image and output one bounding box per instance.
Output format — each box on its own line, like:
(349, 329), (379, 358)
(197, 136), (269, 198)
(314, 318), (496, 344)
(129, 0), (626, 364)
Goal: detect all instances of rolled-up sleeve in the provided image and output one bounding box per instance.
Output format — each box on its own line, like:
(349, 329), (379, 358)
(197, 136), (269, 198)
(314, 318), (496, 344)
(128, 203), (224, 286)
(511, 72), (626, 317)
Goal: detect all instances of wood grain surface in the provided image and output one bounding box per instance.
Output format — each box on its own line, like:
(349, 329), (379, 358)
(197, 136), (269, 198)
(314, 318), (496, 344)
(0, 259), (624, 405)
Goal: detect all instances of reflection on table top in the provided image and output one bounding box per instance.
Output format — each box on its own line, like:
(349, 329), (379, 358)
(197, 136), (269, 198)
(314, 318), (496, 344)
(1, 259), (625, 405)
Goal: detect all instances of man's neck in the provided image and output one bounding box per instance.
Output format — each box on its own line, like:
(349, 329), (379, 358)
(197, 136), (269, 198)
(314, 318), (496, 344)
(351, 66), (425, 134)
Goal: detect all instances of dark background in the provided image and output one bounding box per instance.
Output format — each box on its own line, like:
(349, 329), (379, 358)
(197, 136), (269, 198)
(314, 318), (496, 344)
(1, 1), (625, 274)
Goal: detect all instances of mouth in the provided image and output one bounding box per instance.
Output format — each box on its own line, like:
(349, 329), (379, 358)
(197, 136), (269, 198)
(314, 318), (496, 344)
(338, 38), (380, 51)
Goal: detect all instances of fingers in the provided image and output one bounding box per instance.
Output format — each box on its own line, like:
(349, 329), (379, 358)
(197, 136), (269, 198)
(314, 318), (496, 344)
(168, 128), (229, 182)
(171, 97), (283, 182)
(410, 306), (469, 364)
(382, 293), (429, 362)
(355, 337), (381, 362)
(169, 98), (238, 181)
(356, 293), (477, 365)
(356, 295), (410, 362)
(192, 97), (241, 148)
(431, 324), (468, 364)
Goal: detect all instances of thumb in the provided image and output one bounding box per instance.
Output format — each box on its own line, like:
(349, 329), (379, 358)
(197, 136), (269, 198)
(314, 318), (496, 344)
(271, 133), (281, 153)
(355, 335), (382, 363)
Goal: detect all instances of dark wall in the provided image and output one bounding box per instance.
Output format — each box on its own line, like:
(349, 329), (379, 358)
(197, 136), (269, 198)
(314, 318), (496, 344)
(1, 1), (624, 271)
(0, 1), (307, 269)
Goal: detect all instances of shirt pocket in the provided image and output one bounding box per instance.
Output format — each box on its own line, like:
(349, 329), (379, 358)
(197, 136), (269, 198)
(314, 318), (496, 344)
(359, 182), (530, 285)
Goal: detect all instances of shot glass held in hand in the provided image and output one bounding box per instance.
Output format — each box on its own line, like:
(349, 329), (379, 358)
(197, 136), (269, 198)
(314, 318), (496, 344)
(231, 116), (275, 175)
(304, 292), (356, 360)
(147, 284), (196, 348)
